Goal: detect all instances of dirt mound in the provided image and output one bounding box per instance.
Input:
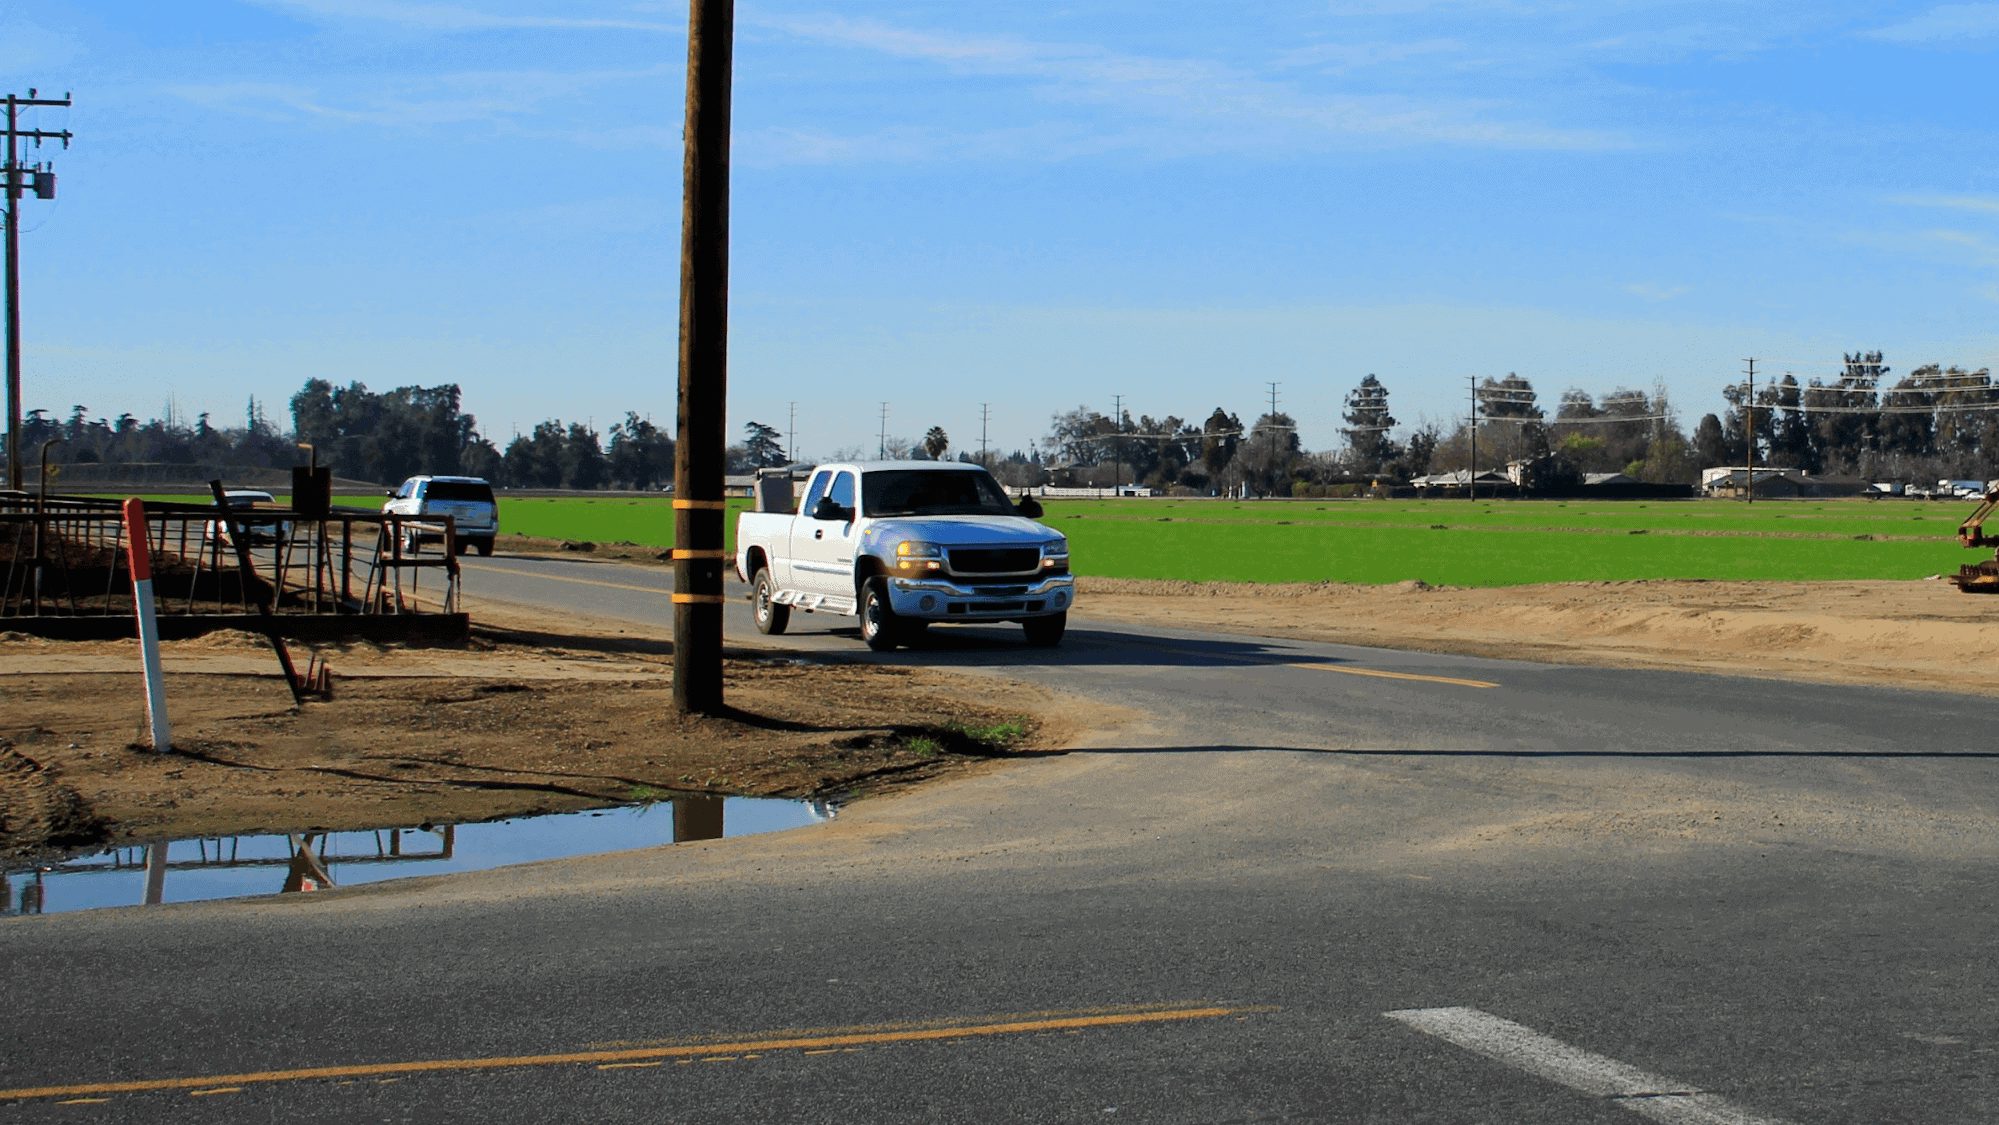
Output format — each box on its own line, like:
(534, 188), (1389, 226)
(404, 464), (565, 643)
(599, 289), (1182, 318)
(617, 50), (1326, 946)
(0, 740), (105, 863)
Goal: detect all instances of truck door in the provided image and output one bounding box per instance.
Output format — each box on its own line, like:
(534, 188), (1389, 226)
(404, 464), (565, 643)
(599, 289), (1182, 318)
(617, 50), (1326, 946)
(773, 470), (830, 588)
(791, 469), (858, 598)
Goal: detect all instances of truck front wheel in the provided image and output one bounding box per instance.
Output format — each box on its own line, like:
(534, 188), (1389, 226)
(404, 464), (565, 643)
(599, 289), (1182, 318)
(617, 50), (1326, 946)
(753, 568), (790, 636)
(859, 578), (901, 651)
(1023, 612), (1067, 647)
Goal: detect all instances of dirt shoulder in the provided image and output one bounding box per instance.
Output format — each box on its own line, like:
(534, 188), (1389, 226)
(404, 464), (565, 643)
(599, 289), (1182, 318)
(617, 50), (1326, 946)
(7, 567), (1991, 866)
(1077, 576), (1999, 693)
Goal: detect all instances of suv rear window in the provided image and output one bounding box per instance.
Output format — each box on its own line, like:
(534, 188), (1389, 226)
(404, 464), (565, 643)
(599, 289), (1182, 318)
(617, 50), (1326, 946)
(425, 480), (495, 503)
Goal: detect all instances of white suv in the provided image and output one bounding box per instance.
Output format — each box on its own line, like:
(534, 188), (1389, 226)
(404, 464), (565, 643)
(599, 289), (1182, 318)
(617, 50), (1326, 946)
(383, 475), (499, 556)
(206, 489), (293, 547)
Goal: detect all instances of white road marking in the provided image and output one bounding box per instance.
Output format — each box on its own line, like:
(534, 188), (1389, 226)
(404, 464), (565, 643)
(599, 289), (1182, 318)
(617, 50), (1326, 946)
(1386, 1007), (1792, 1125)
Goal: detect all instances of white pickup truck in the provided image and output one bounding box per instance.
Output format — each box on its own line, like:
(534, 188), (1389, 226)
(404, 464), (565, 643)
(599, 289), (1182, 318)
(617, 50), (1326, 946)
(735, 461), (1073, 650)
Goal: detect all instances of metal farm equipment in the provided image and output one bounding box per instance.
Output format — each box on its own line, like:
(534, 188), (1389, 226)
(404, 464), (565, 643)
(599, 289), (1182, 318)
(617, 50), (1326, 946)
(1953, 490), (1999, 592)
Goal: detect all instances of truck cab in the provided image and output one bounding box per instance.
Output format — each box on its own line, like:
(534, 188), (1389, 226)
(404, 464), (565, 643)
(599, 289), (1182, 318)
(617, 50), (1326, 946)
(736, 462), (1073, 650)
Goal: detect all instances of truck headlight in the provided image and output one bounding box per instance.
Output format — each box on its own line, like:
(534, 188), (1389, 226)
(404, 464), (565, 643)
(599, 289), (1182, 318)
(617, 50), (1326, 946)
(895, 540), (944, 571)
(1041, 538), (1069, 569)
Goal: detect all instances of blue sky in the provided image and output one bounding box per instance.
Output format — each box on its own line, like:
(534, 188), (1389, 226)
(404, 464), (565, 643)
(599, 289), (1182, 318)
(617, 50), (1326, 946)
(5, 1), (1998, 461)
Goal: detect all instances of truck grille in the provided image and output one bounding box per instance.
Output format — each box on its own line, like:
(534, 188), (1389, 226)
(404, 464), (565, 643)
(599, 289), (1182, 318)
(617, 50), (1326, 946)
(947, 547), (1039, 574)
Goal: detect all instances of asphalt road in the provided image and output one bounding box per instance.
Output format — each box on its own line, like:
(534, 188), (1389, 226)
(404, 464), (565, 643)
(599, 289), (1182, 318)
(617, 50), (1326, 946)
(2, 553), (1994, 1123)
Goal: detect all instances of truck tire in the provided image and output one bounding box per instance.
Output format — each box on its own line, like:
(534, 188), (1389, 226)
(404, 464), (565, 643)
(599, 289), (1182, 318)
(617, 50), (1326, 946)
(753, 568), (790, 636)
(1022, 611), (1067, 647)
(474, 538), (494, 557)
(859, 578), (901, 651)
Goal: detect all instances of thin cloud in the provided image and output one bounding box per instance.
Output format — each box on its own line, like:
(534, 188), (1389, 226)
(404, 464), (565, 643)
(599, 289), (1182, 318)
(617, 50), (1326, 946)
(1890, 192), (1999, 216)
(1272, 38), (1471, 72)
(758, 13), (1629, 156)
(1865, 3), (1999, 43)
(247, 0), (679, 34)
(1624, 283), (1691, 302)
(739, 122), (1116, 167)
(169, 64), (672, 130)
(1922, 228), (1999, 268)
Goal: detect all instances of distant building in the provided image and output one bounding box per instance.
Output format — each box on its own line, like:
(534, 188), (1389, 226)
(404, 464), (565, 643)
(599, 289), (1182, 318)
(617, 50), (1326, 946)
(1702, 468), (1868, 499)
(1411, 469), (1512, 494)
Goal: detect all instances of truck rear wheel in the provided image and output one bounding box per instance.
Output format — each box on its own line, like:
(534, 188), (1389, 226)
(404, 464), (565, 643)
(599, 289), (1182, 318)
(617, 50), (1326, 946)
(753, 568), (789, 636)
(1022, 611), (1067, 647)
(859, 578), (900, 651)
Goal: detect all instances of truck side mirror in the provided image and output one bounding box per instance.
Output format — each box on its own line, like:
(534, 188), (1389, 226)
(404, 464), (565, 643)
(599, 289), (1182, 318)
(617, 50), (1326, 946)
(812, 496), (845, 521)
(1015, 496), (1043, 518)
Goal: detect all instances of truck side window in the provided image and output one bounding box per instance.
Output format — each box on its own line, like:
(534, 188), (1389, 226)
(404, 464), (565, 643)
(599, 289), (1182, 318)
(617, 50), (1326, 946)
(828, 472), (856, 516)
(800, 472), (830, 515)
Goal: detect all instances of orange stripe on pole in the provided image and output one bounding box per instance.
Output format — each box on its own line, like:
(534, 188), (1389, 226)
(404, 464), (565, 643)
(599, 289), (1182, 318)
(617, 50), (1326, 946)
(121, 498), (152, 581)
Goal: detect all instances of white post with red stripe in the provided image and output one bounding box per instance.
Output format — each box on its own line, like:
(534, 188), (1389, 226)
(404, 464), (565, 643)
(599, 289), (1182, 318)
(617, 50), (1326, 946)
(122, 498), (171, 752)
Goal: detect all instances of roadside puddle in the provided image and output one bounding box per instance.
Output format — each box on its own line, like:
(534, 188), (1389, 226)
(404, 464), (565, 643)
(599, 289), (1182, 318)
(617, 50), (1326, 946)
(2, 796), (834, 917)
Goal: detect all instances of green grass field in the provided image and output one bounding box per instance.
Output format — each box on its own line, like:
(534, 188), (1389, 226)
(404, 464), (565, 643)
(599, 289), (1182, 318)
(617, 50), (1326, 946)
(124, 493), (1979, 587)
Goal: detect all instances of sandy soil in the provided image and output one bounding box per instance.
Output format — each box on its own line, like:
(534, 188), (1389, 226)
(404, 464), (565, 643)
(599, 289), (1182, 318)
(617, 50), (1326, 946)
(6, 562), (1992, 866)
(1076, 576), (1999, 694)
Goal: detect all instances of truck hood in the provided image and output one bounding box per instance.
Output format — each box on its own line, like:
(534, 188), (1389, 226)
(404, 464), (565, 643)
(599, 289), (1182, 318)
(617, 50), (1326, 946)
(862, 514), (1059, 547)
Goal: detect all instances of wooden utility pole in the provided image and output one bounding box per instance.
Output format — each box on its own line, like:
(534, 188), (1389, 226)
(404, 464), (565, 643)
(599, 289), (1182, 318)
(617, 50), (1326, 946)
(1743, 357), (1755, 505)
(4, 89), (71, 491)
(671, 0), (734, 715)
(1468, 376), (1479, 501)
(1111, 392), (1123, 494)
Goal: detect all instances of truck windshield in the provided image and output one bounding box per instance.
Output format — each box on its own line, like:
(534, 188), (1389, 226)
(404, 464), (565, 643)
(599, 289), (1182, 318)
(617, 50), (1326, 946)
(863, 470), (1017, 517)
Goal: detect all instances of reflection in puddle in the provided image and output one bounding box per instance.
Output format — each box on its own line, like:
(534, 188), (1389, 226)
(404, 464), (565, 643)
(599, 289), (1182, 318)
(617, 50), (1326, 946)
(3, 795), (835, 917)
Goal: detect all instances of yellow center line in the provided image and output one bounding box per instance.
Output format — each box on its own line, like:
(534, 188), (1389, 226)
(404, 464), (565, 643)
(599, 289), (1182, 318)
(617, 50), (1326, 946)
(458, 563), (680, 598)
(1288, 662), (1499, 689)
(0, 1005), (1249, 1102)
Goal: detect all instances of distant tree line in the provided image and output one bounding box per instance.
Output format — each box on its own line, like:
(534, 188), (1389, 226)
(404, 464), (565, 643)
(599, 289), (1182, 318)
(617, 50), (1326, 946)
(1029, 352), (1992, 496)
(14, 351), (1993, 495)
(1695, 352), (1999, 483)
(11, 397), (296, 476)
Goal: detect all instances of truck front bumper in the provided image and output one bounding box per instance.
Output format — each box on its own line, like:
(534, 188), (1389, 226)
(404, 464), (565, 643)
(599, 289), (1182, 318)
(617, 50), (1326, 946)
(887, 574), (1074, 621)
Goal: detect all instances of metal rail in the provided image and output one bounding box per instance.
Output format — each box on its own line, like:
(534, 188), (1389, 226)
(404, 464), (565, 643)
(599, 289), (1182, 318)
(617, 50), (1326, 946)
(0, 492), (461, 622)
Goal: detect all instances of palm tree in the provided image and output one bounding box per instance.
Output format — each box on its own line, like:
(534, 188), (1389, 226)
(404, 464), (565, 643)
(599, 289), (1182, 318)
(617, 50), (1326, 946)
(922, 426), (949, 460)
